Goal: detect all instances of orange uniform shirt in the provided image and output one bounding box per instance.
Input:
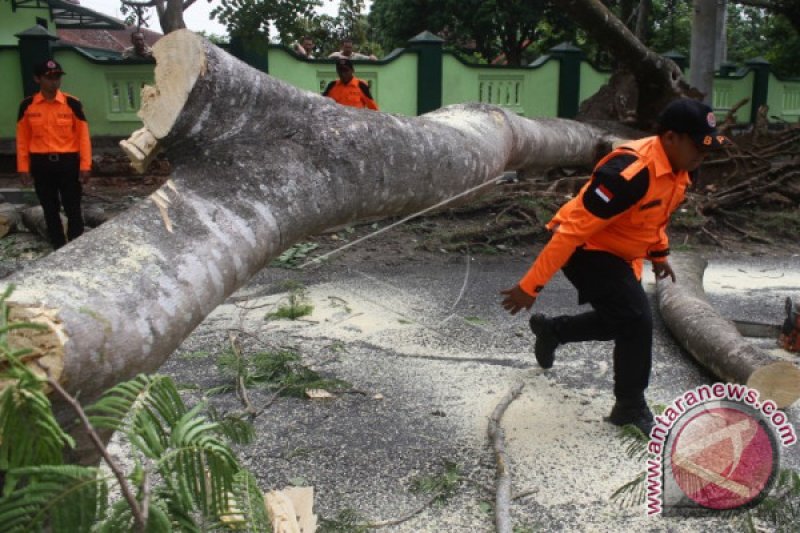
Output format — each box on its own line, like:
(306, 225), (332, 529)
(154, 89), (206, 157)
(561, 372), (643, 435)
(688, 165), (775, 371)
(519, 136), (691, 296)
(16, 90), (92, 173)
(322, 77), (379, 110)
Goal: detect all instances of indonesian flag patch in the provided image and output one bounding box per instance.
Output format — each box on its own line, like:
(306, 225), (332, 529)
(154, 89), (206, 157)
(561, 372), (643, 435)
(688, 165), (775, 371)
(595, 184), (614, 203)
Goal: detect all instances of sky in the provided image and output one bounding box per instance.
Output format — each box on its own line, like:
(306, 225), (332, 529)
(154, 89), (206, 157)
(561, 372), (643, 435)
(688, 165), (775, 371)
(79, 1), (370, 37)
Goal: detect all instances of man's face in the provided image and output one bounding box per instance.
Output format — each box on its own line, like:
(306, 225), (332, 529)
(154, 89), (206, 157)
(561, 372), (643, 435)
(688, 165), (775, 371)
(302, 38), (314, 53)
(336, 65), (353, 83)
(663, 131), (709, 173)
(34, 73), (62, 95)
(132, 33), (146, 52)
(341, 41), (353, 55)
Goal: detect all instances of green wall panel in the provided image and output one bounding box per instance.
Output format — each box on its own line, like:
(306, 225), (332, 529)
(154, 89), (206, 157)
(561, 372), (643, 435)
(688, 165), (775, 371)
(0, 2), (51, 46)
(767, 74), (800, 123)
(267, 47), (417, 116)
(0, 50), (24, 139)
(442, 54), (558, 118)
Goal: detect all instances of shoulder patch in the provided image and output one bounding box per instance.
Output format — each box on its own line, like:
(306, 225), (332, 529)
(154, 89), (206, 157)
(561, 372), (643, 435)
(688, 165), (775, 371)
(582, 153), (650, 219)
(322, 81), (336, 96)
(17, 96), (34, 122)
(65, 96), (87, 121)
(358, 81), (374, 100)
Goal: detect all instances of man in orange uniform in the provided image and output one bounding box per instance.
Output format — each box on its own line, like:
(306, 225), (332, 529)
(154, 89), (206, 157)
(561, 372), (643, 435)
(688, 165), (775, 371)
(322, 58), (379, 111)
(500, 98), (728, 434)
(16, 59), (91, 249)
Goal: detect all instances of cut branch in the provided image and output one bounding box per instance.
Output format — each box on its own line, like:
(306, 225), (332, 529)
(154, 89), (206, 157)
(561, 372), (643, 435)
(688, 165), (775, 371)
(657, 253), (800, 408)
(488, 381), (525, 533)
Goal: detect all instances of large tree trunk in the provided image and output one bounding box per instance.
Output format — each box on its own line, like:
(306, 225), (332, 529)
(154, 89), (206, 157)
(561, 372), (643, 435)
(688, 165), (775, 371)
(0, 30), (616, 463)
(657, 254), (800, 408)
(690, 0), (719, 103)
(558, 0), (698, 126)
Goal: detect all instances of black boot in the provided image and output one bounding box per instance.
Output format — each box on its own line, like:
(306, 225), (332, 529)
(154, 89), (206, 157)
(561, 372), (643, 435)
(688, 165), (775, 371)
(606, 399), (654, 436)
(528, 314), (560, 369)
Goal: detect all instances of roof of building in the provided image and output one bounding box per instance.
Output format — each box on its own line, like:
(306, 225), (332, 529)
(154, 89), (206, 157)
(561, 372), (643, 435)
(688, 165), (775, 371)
(58, 25), (161, 53)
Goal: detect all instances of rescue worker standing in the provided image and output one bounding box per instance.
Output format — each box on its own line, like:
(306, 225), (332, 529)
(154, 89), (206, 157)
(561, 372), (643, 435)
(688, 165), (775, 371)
(16, 59), (91, 249)
(322, 59), (379, 111)
(500, 98), (728, 435)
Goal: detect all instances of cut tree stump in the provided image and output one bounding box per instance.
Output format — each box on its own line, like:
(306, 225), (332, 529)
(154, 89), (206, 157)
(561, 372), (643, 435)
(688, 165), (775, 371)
(657, 253), (800, 408)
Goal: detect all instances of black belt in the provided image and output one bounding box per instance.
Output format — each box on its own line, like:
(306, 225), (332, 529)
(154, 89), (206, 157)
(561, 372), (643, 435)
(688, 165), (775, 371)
(31, 153), (78, 162)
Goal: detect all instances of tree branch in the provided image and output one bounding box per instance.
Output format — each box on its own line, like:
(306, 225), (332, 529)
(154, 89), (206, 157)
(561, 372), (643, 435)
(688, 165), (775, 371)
(487, 381), (525, 533)
(37, 362), (147, 532)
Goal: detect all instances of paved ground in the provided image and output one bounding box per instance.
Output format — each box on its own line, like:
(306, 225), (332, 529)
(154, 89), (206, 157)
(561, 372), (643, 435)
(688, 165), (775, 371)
(160, 247), (800, 532)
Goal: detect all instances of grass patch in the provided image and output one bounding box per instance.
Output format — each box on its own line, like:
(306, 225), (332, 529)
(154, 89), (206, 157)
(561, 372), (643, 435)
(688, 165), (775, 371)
(270, 242), (319, 268)
(266, 281), (314, 320)
(319, 508), (369, 533)
(213, 348), (349, 397)
(410, 461), (462, 503)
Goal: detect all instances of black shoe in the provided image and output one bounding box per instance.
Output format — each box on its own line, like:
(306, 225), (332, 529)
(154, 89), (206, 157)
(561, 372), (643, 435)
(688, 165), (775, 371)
(606, 402), (655, 436)
(528, 314), (560, 369)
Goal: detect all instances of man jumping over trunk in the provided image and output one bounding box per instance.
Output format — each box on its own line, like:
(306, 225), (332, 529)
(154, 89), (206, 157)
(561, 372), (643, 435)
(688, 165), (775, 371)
(500, 98), (728, 435)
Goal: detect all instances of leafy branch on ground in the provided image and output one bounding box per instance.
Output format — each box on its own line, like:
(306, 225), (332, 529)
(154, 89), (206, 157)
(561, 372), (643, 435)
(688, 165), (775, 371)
(0, 288), (270, 532)
(212, 344), (350, 398)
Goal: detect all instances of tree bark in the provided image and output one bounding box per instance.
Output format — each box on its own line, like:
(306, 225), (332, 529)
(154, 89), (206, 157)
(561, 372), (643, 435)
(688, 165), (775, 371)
(690, 0), (719, 103)
(0, 30), (616, 462)
(657, 253), (800, 408)
(557, 0), (697, 127)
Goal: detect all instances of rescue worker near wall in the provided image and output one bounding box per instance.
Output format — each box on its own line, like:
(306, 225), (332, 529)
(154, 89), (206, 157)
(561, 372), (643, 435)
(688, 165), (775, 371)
(322, 58), (379, 111)
(500, 98), (729, 435)
(16, 59), (91, 250)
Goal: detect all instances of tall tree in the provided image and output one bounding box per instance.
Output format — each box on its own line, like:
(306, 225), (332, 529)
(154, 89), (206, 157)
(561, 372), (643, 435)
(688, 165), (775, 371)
(210, 0), (321, 39)
(689, 0), (719, 102)
(368, 0), (557, 66)
(121, 0), (196, 34)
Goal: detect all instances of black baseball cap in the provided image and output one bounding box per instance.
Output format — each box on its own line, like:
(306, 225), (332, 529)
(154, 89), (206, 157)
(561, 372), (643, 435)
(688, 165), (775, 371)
(34, 59), (65, 77)
(658, 98), (729, 148)
(335, 58), (354, 70)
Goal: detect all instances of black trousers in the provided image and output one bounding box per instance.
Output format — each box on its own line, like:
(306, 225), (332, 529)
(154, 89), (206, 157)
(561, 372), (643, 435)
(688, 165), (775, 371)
(30, 153), (84, 249)
(552, 248), (653, 404)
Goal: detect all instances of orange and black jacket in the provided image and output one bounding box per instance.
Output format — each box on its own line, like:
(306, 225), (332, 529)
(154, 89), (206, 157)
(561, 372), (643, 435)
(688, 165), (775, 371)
(16, 90), (92, 173)
(322, 77), (379, 110)
(518, 136), (691, 297)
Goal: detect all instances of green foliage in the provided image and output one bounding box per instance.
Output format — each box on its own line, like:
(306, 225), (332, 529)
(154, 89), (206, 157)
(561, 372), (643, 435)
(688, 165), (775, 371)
(211, 0), (321, 39)
(216, 348), (349, 398)
(0, 288), (74, 489)
(319, 507), (369, 533)
(266, 281), (314, 320)
(0, 465), (107, 532)
(410, 461), (462, 503)
(0, 287), (269, 530)
(368, 0), (567, 65)
(270, 242), (319, 269)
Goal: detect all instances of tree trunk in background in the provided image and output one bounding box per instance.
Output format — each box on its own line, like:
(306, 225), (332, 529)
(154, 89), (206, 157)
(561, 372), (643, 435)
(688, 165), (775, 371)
(0, 30), (617, 463)
(635, 0), (653, 43)
(715, 0), (728, 69)
(557, 0), (697, 127)
(690, 0), (718, 103)
(657, 254), (800, 408)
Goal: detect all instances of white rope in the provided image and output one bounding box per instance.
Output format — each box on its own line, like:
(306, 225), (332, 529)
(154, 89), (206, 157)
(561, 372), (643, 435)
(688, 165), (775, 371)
(299, 174), (506, 269)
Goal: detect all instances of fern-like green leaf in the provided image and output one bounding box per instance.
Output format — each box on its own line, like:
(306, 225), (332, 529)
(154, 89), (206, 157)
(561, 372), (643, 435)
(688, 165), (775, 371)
(0, 465), (107, 533)
(610, 470), (647, 508)
(214, 470), (271, 532)
(207, 406), (256, 445)
(156, 404), (239, 520)
(0, 370), (74, 488)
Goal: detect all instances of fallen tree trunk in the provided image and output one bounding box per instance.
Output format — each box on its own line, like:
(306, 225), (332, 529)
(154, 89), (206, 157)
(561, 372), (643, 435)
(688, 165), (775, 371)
(657, 253), (800, 408)
(0, 30), (616, 463)
(0, 203), (21, 238)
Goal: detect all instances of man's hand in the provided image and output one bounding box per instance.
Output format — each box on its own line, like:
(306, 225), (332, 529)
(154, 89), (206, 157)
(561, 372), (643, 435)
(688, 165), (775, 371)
(80, 170), (91, 186)
(19, 172), (32, 188)
(652, 260), (676, 282)
(500, 285), (537, 315)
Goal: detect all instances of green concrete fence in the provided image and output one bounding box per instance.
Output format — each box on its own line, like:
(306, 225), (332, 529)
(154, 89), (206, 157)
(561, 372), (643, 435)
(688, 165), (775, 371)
(2, 28), (799, 146)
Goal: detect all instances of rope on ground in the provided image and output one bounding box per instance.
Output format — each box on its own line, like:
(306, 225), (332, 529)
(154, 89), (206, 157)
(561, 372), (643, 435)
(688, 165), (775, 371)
(488, 381), (525, 533)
